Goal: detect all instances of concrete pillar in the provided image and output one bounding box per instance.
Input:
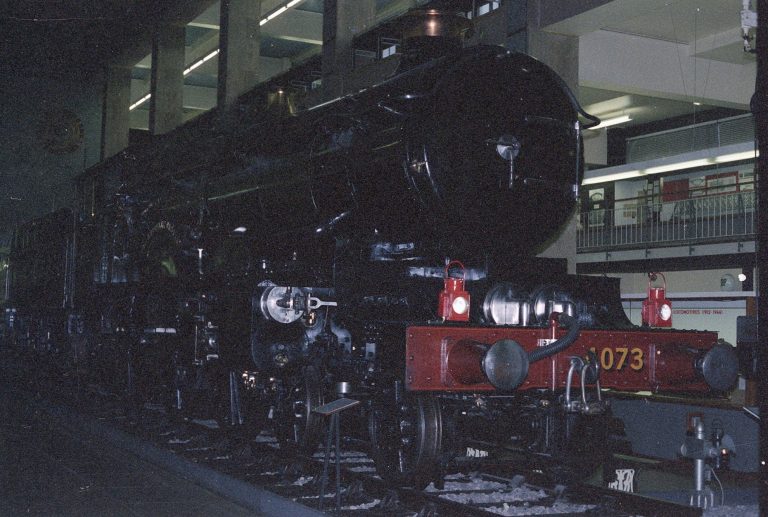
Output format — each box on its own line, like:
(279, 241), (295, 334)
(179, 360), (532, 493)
(505, 1), (528, 51)
(218, 0), (261, 108)
(526, 0), (580, 271)
(754, 0), (768, 503)
(101, 66), (131, 160)
(149, 24), (185, 135)
(526, 3), (578, 92)
(506, 2), (579, 86)
(584, 128), (608, 166)
(321, 0), (376, 99)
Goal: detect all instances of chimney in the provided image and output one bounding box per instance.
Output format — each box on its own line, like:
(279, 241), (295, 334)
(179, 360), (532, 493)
(397, 8), (473, 71)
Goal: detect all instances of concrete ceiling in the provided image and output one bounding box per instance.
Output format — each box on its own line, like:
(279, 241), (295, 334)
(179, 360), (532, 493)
(3, 0), (756, 131)
(128, 0), (419, 127)
(544, 0), (744, 44)
(129, 0), (326, 127)
(0, 1), (219, 74)
(541, 0), (756, 130)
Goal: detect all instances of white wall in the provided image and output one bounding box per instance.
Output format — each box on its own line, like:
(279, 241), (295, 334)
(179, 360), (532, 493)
(611, 268), (751, 346)
(623, 299), (745, 345)
(612, 268), (748, 295)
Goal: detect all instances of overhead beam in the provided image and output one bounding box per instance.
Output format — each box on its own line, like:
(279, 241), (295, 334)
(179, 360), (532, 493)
(131, 53), (291, 105)
(107, 0), (218, 68)
(180, 84), (218, 110)
(186, 30), (221, 64)
(540, 0), (666, 37)
(692, 27), (757, 66)
(262, 9), (323, 45)
(145, 6), (323, 83)
(188, 2), (221, 29)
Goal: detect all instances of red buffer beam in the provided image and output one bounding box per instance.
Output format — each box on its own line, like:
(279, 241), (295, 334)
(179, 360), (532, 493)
(405, 324), (736, 394)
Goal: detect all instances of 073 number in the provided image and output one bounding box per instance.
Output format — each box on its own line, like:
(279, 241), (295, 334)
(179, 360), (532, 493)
(588, 347), (644, 371)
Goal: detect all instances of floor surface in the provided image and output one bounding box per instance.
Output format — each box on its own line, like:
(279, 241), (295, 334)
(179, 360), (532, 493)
(0, 387), (259, 517)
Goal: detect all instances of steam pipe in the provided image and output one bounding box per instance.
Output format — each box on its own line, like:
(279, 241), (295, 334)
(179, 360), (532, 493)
(528, 313), (581, 363)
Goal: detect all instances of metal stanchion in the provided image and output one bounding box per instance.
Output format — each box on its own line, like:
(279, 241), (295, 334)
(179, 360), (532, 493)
(313, 397), (360, 512)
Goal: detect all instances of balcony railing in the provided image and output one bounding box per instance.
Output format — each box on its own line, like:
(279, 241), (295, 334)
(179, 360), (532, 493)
(577, 190), (756, 252)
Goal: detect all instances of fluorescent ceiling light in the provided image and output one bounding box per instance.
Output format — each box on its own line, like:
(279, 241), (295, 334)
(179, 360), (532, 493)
(266, 6), (287, 21)
(588, 115), (631, 130)
(643, 158), (712, 175)
(582, 147), (758, 185)
(260, 0), (304, 26)
(130, 49), (221, 111)
(183, 49), (220, 75)
(582, 171), (645, 184)
(132, 0), (306, 110)
(129, 93), (152, 111)
(132, 0), (305, 110)
(714, 150), (757, 163)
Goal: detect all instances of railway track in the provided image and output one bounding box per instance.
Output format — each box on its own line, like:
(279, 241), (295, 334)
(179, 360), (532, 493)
(3, 352), (705, 516)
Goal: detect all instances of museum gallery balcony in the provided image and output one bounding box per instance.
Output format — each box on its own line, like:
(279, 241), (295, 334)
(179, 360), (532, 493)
(575, 180), (758, 273)
(577, 188), (756, 253)
(577, 113), (757, 267)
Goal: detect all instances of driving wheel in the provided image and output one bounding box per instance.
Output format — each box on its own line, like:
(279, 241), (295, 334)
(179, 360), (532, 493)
(274, 365), (325, 456)
(369, 390), (442, 489)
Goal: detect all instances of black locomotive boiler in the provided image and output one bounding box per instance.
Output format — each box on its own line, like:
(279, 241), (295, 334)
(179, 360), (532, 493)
(3, 10), (738, 490)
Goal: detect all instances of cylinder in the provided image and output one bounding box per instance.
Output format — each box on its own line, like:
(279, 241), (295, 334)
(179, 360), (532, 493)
(694, 419), (706, 492)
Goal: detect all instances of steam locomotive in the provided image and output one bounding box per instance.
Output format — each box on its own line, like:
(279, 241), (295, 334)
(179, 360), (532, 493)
(3, 9), (738, 489)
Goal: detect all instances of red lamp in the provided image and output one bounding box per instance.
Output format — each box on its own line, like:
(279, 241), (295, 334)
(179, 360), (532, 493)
(642, 272), (672, 327)
(438, 261), (470, 322)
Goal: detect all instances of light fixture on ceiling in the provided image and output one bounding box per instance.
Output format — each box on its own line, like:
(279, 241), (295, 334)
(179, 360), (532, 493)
(129, 93), (152, 111)
(260, 0), (305, 26)
(131, 0), (305, 111)
(588, 115), (632, 130)
(184, 49), (220, 75)
(713, 150), (756, 163)
(130, 48), (221, 111)
(582, 146), (759, 185)
(642, 158), (712, 175)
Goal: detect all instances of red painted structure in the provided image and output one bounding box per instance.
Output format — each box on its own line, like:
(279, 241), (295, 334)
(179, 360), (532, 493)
(641, 273), (673, 328)
(437, 261), (471, 322)
(405, 324), (717, 393)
